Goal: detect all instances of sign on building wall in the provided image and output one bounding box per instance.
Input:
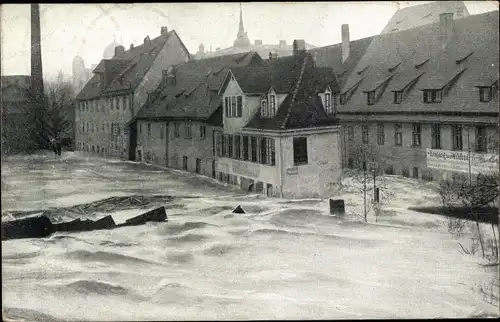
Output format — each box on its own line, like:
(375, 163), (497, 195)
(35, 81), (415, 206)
(426, 149), (498, 174)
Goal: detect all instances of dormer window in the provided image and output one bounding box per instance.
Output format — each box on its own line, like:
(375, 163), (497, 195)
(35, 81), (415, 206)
(225, 95), (243, 117)
(479, 87), (492, 102)
(269, 95), (276, 117)
(367, 91), (376, 105)
(261, 99), (268, 117)
(423, 90), (442, 103)
(340, 93), (347, 105)
(394, 91), (403, 104)
(324, 92), (334, 114)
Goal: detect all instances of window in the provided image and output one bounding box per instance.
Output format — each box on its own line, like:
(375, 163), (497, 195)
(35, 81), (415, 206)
(431, 124), (441, 149)
(115, 97), (120, 110)
(394, 91), (403, 104)
(200, 125), (206, 139)
(147, 123), (152, 137)
(242, 136), (249, 160)
(377, 124), (385, 145)
(102, 124), (105, 132)
(324, 92), (333, 114)
(269, 95), (276, 117)
(122, 97), (126, 110)
(231, 96), (236, 117)
(216, 133), (222, 157)
(174, 123), (180, 137)
(160, 124), (165, 140)
(235, 135), (241, 159)
(476, 125), (487, 152)
(347, 126), (354, 142)
(260, 137), (267, 165)
(412, 123), (421, 147)
(293, 137), (308, 166)
(250, 136), (258, 162)
(225, 97), (229, 117)
(362, 125), (369, 144)
(195, 158), (201, 174)
(423, 90), (442, 103)
(183, 156), (188, 171)
(479, 87), (492, 102)
(139, 123), (142, 134)
(184, 121), (192, 138)
(237, 96), (242, 117)
(266, 138), (275, 166)
(367, 91), (376, 105)
(228, 135), (233, 158)
(452, 125), (463, 151)
(222, 135), (227, 157)
(394, 123), (402, 146)
(261, 99), (268, 117)
(412, 167), (419, 179)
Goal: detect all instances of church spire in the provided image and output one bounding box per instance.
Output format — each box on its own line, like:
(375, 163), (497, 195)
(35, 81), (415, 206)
(233, 2), (251, 48)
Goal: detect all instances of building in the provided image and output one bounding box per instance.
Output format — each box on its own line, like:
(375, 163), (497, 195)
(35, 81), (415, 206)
(194, 4), (315, 60)
(338, 11), (499, 181)
(74, 27), (191, 159)
(381, 1), (469, 34)
(214, 41), (342, 198)
(131, 52), (263, 177)
(72, 38), (124, 95)
(1, 76), (34, 154)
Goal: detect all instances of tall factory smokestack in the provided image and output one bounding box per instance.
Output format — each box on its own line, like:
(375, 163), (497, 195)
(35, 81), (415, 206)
(31, 3), (44, 99)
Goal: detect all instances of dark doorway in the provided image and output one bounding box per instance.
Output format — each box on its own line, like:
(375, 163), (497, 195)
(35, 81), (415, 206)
(212, 161), (216, 178)
(183, 156), (188, 171)
(196, 158), (201, 174)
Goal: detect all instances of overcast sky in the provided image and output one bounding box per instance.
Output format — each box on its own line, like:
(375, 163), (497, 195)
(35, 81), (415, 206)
(1, 1), (498, 79)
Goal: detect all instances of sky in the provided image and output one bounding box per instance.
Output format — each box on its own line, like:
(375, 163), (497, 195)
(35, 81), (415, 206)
(1, 1), (498, 79)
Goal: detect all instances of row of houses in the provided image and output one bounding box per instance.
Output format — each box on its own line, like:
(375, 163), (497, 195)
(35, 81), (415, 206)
(74, 3), (499, 198)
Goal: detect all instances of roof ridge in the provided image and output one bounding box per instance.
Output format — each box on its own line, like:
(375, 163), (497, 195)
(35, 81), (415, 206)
(281, 54), (310, 129)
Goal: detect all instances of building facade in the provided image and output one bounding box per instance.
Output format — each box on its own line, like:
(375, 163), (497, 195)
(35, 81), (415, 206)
(74, 27), (191, 159)
(338, 11), (499, 181)
(132, 52), (264, 177)
(214, 43), (343, 198)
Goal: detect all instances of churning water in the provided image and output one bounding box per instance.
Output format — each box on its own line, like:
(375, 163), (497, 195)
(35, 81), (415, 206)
(1, 152), (497, 320)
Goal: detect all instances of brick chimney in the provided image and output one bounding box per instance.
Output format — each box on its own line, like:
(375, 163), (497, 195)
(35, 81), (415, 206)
(440, 13), (454, 48)
(341, 24), (350, 64)
(254, 40), (262, 46)
(160, 26), (169, 36)
(114, 45), (125, 57)
(144, 35), (151, 45)
(130, 43), (134, 50)
(269, 51), (278, 60)
(293, 39), (306, 56)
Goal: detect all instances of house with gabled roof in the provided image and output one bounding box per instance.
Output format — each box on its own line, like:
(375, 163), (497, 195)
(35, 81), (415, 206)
(215, 41), (341, 198)
(74, 27), (191, 160)
(338, 11), (499, 181)
(130, 52), (263, 177)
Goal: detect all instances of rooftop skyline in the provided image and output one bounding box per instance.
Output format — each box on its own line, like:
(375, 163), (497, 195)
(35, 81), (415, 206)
(1, 1), (498, 78)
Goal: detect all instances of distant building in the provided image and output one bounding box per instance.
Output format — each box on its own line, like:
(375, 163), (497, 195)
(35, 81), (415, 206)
(381, 1), (469, 34)
(194, 4), (316, 60)
(1, 75), (34, 154)
(74, 27), (191, 160)
(338, 11), (499, 181)
(131, 52), (263, 176)
(214, 41), (341, 198)
(72, 38), (123, 95)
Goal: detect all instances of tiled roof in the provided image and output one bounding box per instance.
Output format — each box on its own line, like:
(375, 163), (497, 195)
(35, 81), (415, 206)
(76, 31), (189, 100)
(339, 11), (499, 115)
(135, 52), (263, 120)
(309, 36), (374, 89)
(243, 54), (340, 130)
(381, 1), (470, 34)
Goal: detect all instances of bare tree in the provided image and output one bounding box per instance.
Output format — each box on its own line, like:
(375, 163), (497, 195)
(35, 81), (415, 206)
(24, 72), (74, 156)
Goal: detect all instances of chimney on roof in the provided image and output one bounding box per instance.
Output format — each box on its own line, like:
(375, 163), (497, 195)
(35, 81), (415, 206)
(130, 43), (134, 50)
(341, 24), (350, 64)
(160, 26), (169, 36)
(254, 40), (262, 46)
(293, 39), (306, 56)
(440, 13), (454, 49)
(144, 35), (151, 45)
(114, 45), (125, 57)
(269, 52), (278, 60)
(279, 40), (287, 48)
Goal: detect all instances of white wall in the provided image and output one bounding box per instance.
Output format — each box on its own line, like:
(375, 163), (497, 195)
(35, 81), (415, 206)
(222, 78), (260, 134)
